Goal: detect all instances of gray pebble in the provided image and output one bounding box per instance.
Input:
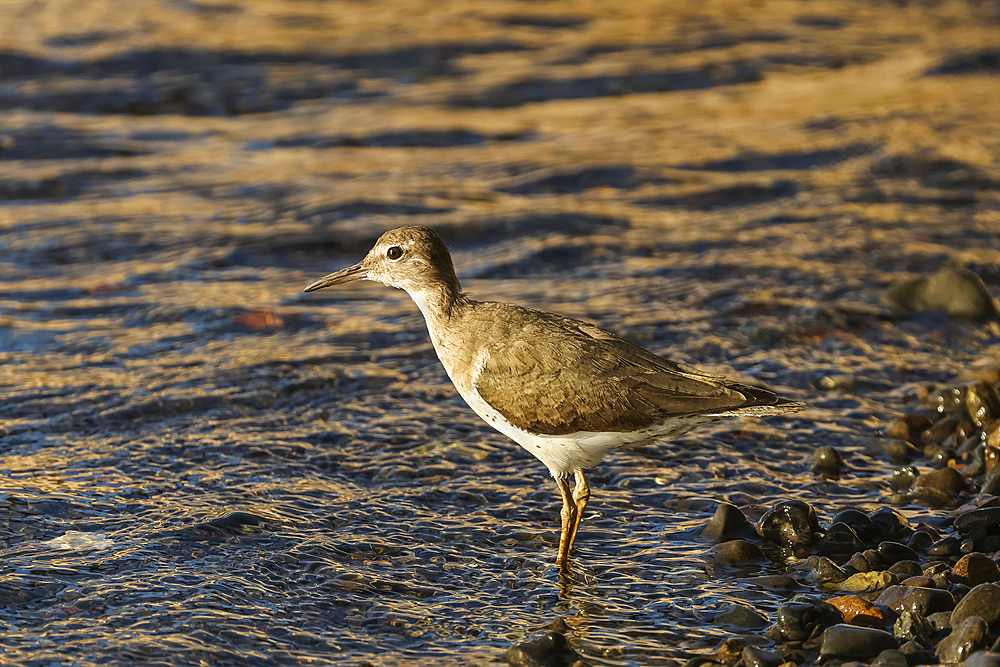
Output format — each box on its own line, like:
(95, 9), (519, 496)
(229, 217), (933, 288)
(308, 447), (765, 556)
(936, 615), (989, 664)
(819, 624), (898, 659)
(951, 583), (1000, 630)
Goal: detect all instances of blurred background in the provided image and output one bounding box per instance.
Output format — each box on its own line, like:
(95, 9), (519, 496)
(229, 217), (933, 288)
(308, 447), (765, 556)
(1, 0), (999, 665)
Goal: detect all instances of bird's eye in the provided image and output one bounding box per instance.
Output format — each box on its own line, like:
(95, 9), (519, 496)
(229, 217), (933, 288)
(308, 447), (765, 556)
(386, 246), (403, 260)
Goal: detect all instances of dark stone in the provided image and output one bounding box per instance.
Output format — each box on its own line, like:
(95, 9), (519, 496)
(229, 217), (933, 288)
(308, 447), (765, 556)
(813, 445), (844, 474)
(847, 551), (873, 572)
(814, 522), (868, 555)
(881, 266), (1000, 322)
(951, 583), (1000, 630)
(699, 503), (753, 543)
(871, 649), (909, 667)
(928, 611), (955, 632)
(922, 417), (960, 446)
(706, 539), (764, 566)
(819, 624), (898, 658)
(955, 508), (1000, 535)
(933, 447), (958, 468)
(887, 415), (932, 443)
(870, 507), (911, 540)
(893, 609), (934, 645)
(891, 465), (920, 492)
(949, 583), (972, 603)
(936, 616), (989, 664)
(756, 500), (820, 547)
(889, 560), (922, 578)
(833, 509), (878, 544)
(875, 585), (957, 617)
(714, 602), (768, 628)
(502, 631), (580, 667)
(878, 541), (919, 565)
(954, 553), (1000, 586)
(773, 595), (842, 641)
(905, 530), (934, 552)
(967, 382), (1000, 427)
(898, 640), (937, 665)
(929, 536), (961, 556)
(804, 555), (848, 583)
(741, 646), (783, 667)
(966, 651), (1000, 667)
(914, 466), (967, 493)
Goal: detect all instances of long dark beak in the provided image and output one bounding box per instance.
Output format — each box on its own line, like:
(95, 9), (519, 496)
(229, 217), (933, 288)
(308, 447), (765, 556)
(302, 263), (367, 292)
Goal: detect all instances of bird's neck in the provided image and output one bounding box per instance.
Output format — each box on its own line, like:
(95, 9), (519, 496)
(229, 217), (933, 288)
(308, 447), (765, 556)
(407, 280), (470, 366)
(408, 280), (466, 327)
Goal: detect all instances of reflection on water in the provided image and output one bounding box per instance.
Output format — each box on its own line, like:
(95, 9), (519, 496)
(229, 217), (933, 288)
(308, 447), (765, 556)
(2, 0), (1000, 664)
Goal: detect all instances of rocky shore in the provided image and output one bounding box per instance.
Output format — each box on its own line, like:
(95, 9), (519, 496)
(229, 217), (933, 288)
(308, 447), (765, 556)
(505, 377), (1000, 666)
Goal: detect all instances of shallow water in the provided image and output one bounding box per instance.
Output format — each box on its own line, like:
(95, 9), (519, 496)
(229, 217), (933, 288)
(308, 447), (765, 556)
(2, 0), (1000, 664)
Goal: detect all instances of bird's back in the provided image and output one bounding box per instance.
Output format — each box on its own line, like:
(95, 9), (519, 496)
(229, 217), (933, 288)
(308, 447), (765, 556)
(435, 299), (797, 438)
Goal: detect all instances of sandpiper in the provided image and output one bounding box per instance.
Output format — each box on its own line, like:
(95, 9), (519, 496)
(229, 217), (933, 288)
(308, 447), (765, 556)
(304, 226), (802, 572)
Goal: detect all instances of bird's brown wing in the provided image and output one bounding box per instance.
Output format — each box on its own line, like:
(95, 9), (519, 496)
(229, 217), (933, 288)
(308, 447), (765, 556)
(473, 307), (786, 436)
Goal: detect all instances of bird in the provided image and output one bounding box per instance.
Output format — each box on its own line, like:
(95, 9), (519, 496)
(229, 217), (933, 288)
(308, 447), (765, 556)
(303, 226), (802, 572)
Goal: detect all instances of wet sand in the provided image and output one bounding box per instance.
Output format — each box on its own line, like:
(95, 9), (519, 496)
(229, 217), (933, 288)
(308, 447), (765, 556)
(1, 0), (1000, 664)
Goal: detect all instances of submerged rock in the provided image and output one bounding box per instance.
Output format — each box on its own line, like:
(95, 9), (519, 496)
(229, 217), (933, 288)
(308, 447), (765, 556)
(699, 503), (753, 543)
(502, 631), (581, 667)
(819, 624), (898, 659)
(881, 265), (999, 321)
(756, 500), (820, 547)
(951, 583), (1000, 630)
(936, 616), (989, 664)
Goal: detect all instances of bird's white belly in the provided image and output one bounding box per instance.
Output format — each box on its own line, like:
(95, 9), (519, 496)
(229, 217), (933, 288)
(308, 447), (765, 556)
(456, 372), (711, 479)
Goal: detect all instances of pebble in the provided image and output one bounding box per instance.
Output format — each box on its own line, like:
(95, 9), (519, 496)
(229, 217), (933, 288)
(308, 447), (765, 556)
(813, 446), (844, 474)
(877, 541), (918, 565)
(967, 652), (1000, 667)
(875, 585), (956, 617)
(893, 610), (934, 644)
(949, 582), (972, 604)
(502, 631), (580, 667)
(899, 640), (937, 664)
(955, 508), (1000, 535)
(929, 536), (961, 556)
(953, 553), (1000, 586)
(890, 466), (919, 491)
(967, 382), (1000, 427)
(871, 649), (909, 667)
(772, 595), (842, 641)
(827, 595), (891, 628)
(927, 611), (955, 632)
(914, 466), (967, 493)
(707, 539), (764, 566)
(700, 503), (753, 543)
(756, 500), (820, 548)
(803, 555), (848, 584)
(814, 522), (867, 555)
(888, 560), (922, 578)
(887, 415), (931, 443)
(741, 646), (783, 667)
(836, 571), (897, 593)
(900, 575), (936, 588)
(714, 603), (768, 628)
(819, 624), (898, 659)
(869, 507), (910, 540)
(922, 416), (960, 446)
(880, 265), (1000, 321)
(936, 615), (989, 663)
(905, 530), (934, 552)
(951, 583), (1000, 630)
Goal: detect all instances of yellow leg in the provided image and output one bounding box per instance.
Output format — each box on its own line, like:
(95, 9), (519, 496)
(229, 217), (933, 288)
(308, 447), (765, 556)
(566, 469), (590, 555)
(555, 476), (577, 572)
